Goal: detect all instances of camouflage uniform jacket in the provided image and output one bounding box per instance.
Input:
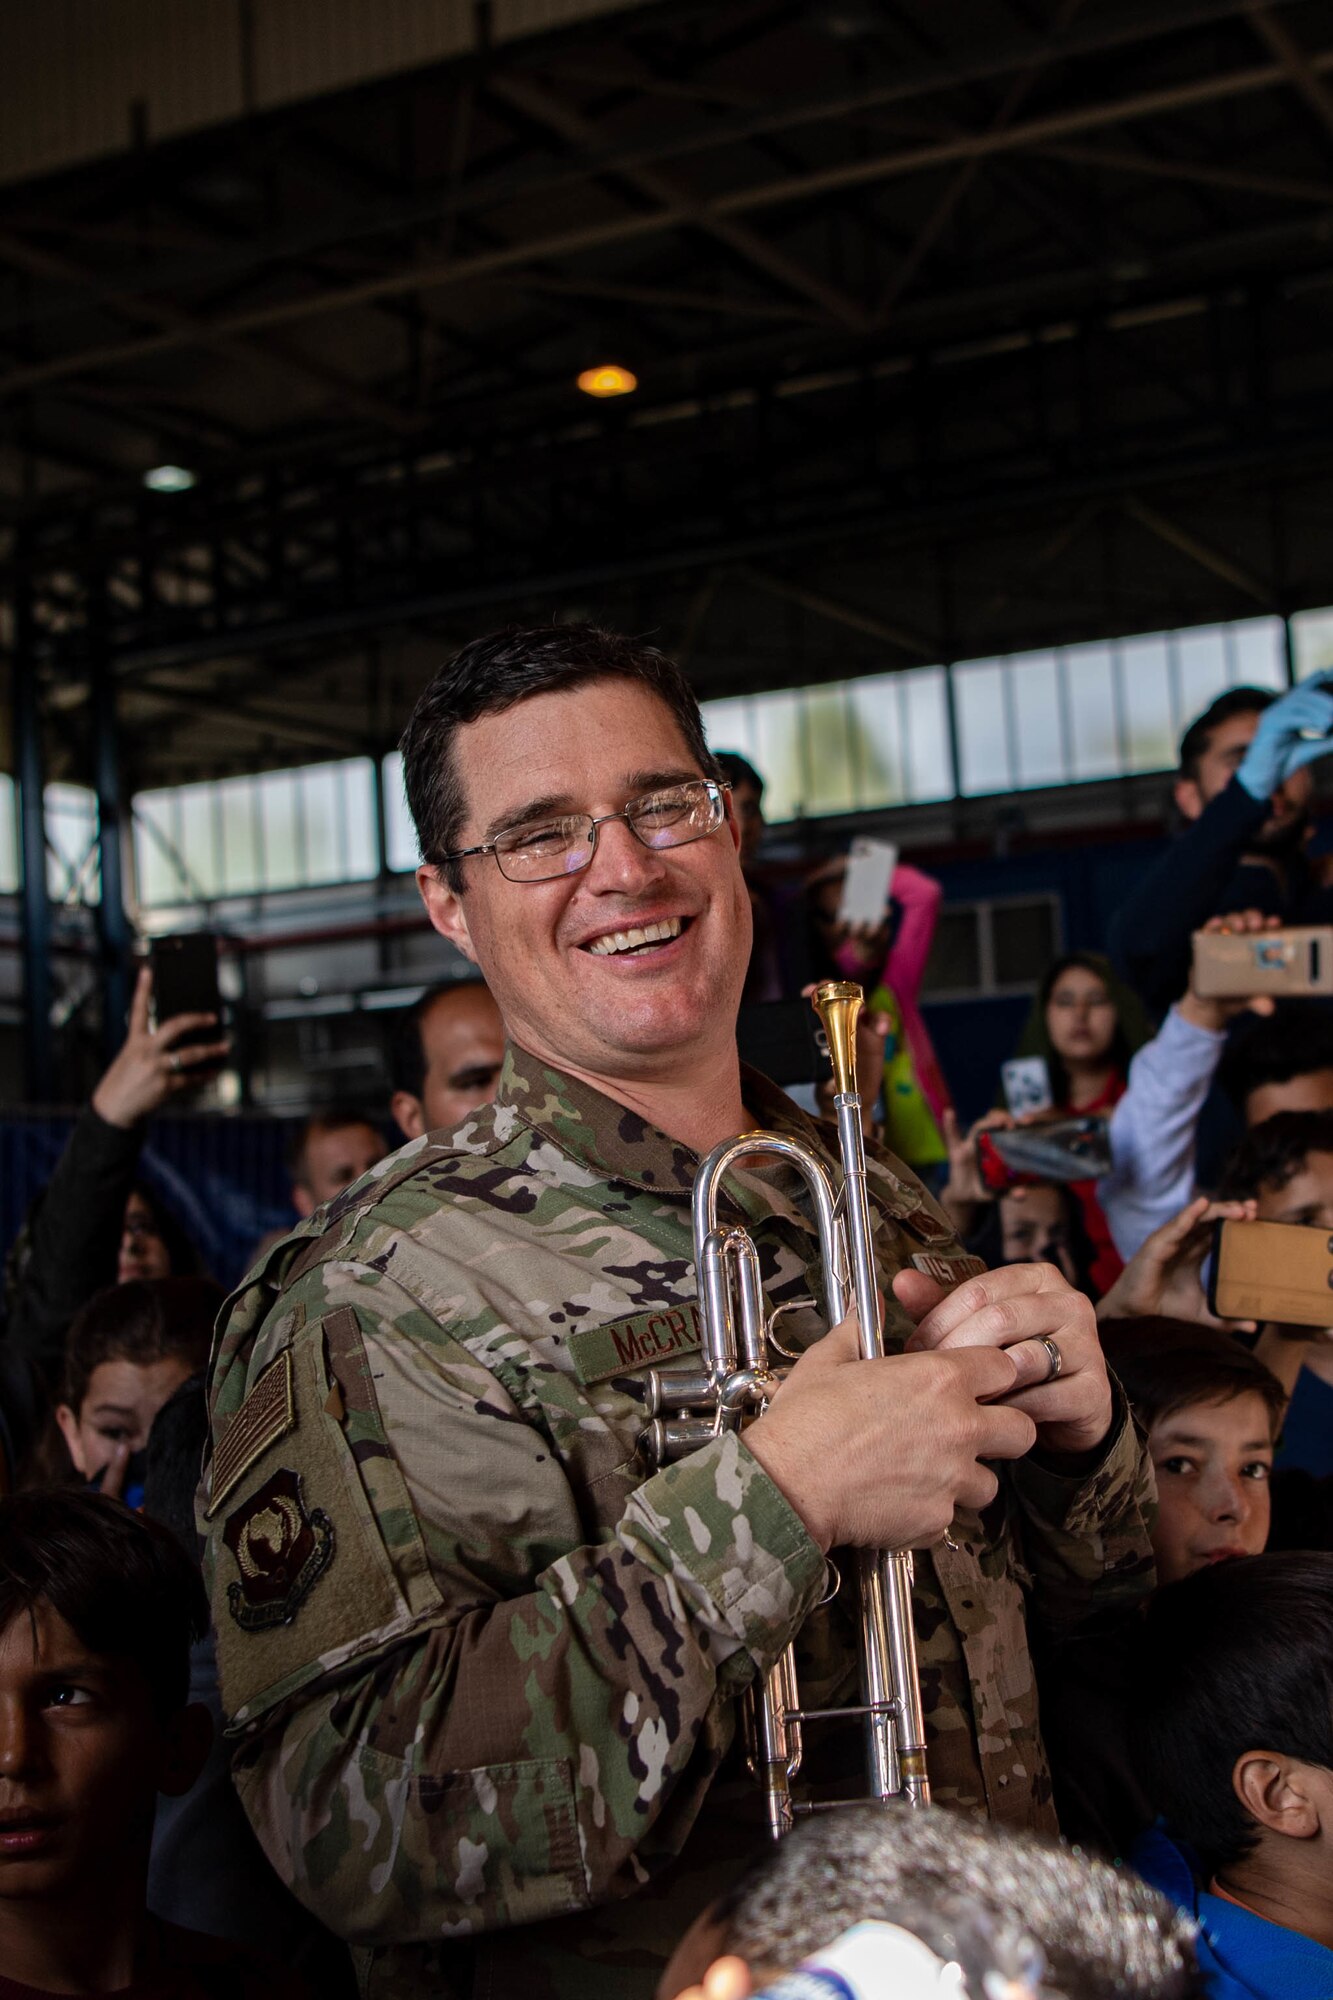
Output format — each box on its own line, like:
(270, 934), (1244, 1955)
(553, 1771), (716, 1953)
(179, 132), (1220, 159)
(202, 1049), (1155, 2000)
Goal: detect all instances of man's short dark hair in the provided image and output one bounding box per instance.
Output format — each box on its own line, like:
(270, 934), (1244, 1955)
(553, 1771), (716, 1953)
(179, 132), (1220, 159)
(712, 1803), (1201, 1999)
(1217, 1108), (1333, 1200)
(713, 750), (764, 799)
(286, 1106), (383, 1187)
(1178, 686), (1275, 780)
(388, 980), (488, 1100)
(1216, 1011), (1333, 1117)
(1099, 1320), (1286, 1440)
(61, 1278), (222, 1416)
(0, 1489), (208, 1719)
(400, 624), (718, 891)
(1134, 1551), (1333, 1874)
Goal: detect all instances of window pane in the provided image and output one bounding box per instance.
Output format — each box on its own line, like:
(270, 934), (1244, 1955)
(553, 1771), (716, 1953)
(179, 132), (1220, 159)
(218, 776), (261, 895)
(1063, 641), (1119, 780)
(1228, 616), (1286, 689)
(179, 784), (220, 898)
(954, 659), (1011, 796)
(0, 775), (18, 893)
(1009, 651), (1065, 788)
(382, 752), (418, 872)
(749, 690), (804, 822)
(258, 771), (302, 891)
(133, 794), (178, 907)
(1118, 633), (1175, 773)
(298, 765), (344, 886)
(1173, 626), (1228, 734)
(45, 784), (99, 903)
(801, 684), (857, 817)
(1291, 608), (1333, 682)
(899, 667), (952, 803)
(847, 674), (904, 808)
(342, 759), (378, 880)
(702, 698), (758, 768)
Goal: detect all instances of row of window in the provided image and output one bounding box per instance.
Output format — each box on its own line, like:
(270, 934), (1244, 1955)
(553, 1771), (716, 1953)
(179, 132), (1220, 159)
(3, 607), (1332, 908)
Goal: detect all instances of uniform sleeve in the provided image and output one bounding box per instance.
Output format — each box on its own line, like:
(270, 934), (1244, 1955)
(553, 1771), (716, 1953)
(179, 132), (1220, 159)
(205, 1270), (826, 1944)
(1004, 1387), (1157, 1637)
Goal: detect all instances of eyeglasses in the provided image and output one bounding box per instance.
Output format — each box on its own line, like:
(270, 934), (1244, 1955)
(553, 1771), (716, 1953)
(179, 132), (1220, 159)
(444, 778), (730, 883)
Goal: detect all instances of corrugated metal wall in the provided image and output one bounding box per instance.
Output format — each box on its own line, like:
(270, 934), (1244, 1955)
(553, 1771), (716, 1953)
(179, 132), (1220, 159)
(0, 0), (653, 188)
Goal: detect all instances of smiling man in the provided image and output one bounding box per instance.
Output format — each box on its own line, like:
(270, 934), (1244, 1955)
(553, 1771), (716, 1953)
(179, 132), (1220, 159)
(202, 626), (1155, 2000)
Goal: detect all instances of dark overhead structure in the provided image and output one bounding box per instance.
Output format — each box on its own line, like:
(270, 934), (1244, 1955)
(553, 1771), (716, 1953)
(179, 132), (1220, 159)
(4, 0), (1333, 799)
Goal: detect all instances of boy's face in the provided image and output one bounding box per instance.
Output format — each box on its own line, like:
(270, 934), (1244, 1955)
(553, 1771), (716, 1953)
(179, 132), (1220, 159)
(55, 1355), (195, 1484)
(0, 1599), (200, 1901)
(999, 1185), (1077, 1286)
(1148, 1390), (1274, 1587)
(1254, 1148), (1333, 1229)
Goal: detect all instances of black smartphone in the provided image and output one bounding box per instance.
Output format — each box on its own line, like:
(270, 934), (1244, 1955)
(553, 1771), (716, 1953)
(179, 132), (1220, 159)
(148, 933), (223, 1051)
(736, 1000), (831, 1085)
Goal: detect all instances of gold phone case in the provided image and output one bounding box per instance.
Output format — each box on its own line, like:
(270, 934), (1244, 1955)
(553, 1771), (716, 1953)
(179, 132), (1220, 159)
(1210, 1218), (1333, 1328)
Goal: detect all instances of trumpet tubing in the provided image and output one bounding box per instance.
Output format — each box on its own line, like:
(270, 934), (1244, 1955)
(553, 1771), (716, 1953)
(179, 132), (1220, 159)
(643, 979), (930, 1834)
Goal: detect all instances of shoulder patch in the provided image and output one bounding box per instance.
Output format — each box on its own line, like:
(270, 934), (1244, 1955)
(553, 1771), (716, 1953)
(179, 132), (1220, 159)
(207, 1352), (294, 1518)
(223, 1467), (334, 1631)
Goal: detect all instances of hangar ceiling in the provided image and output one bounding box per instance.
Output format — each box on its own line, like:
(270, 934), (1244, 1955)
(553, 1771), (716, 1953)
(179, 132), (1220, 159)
(6, 0), (1333, 789)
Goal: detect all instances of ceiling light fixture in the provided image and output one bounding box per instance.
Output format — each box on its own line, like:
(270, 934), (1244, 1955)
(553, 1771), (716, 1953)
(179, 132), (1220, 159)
(143, 463), (196, 493)
(576, 364), (638, 399)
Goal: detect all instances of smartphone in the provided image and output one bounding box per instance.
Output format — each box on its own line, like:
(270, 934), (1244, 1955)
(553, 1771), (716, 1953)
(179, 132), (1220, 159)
(977, 1117), (1112, 1192)
(1001, 1056), (1053, 1117)
(737, 1001), (832, 1085)
(1192, 926), (1333, 999)
(148, 933), (223, 1050)
(1209, 1218), (1333, 1328)
(837, 839), (897, 928)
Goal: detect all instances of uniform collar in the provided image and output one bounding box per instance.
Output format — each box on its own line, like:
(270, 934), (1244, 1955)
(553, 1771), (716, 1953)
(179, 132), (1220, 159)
(496, 1041), (835, 1199)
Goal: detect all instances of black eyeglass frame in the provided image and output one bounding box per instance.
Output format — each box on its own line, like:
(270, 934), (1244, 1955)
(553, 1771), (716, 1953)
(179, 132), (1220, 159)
(441, 778), (732, 883)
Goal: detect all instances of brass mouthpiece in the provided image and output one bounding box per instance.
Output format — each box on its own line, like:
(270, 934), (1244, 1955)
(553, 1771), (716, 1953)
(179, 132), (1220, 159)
(810, 980), (864, 1097)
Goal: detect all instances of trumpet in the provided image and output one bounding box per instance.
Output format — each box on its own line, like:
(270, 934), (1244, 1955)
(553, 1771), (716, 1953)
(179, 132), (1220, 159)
(643, 980), (929, 1838)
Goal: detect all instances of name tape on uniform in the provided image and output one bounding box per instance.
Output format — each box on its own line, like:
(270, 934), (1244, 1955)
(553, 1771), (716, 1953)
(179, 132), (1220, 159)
(568, 1301), (703, 1385)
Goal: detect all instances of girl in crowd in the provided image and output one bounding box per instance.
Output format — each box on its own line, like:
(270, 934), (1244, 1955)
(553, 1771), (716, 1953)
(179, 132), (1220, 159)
(804, 855), (953, 1180)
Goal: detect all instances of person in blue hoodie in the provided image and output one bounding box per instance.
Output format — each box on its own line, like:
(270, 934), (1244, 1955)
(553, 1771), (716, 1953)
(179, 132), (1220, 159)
(1131, 1551), (1333, 2000)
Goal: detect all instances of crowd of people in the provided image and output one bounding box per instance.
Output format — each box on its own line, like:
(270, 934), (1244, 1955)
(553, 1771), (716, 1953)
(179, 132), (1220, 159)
(3, 630), (1333, 1997)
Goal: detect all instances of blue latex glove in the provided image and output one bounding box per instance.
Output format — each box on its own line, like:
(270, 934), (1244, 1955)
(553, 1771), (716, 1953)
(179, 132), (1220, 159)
(1235, 676), (1333, 800)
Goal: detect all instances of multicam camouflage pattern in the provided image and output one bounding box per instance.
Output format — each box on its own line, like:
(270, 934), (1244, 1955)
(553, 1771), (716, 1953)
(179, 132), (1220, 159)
(202, 1050), (1156, 2000)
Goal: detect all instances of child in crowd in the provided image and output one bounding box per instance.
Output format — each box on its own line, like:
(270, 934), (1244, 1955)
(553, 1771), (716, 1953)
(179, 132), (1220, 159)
(48, 1278), (220, 1503)
(804, 853), (953, 1179)
(0, 1488), (308, 1998)
(659, 1802), (1202, 2000)
(1039, 1322), (1285, 1860)
(1133, 1552), (1333, 2000)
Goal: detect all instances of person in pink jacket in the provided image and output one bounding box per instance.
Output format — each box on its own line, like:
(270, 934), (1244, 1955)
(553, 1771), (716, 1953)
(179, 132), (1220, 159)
(805, 856), (953, 1176)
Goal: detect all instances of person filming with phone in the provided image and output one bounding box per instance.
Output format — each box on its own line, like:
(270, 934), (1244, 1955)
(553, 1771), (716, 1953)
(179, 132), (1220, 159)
(1110, 677), (1333, 1014)
(1, 962), (226, 1484)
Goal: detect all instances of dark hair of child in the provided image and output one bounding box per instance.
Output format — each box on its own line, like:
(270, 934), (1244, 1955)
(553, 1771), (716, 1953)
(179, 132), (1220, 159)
(0, 1488), (207, 1720)
(1134, 1551), (1333, 1875)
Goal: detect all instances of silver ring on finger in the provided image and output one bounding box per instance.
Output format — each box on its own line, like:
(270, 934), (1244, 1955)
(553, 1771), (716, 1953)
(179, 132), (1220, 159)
(1038, 1334), (1063, 1383)
(168, 1052), (181, 1075)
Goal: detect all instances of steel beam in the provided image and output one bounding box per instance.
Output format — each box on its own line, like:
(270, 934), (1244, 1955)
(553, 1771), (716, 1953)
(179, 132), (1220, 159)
(3, 38), (1329, 399)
